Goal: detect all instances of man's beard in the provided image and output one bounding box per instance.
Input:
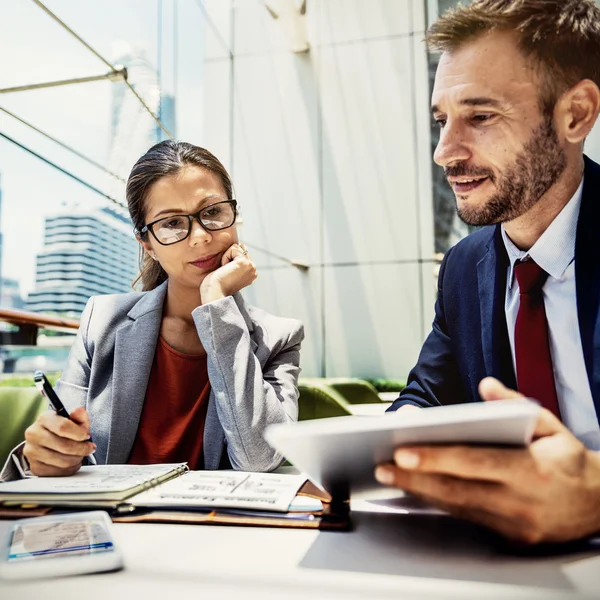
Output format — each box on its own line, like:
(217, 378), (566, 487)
(448, 116), (567, 226)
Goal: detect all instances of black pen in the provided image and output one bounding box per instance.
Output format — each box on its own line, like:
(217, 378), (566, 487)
(33, 370), (97, 465)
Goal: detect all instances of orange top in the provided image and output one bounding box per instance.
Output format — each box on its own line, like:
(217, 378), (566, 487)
(128, 336), (211, 470)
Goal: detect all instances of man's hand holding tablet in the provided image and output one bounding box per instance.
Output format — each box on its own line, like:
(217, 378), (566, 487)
(374, 378), (600, 545)
(265, 384), (541, 497)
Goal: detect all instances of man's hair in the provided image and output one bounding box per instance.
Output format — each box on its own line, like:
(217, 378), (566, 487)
(427, 0), (600, 111)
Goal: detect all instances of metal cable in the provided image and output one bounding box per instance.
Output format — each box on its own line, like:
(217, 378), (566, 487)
(31, 0), (172, 138)
(243, 243), (309, 271)
(193, 0), (233, 58)
(0, 71), (124, 94)
(123, 80), (172, 138)
(0, 130), (128, 210)
(0, 105), (126, 183)
(31, 0), (114, 71)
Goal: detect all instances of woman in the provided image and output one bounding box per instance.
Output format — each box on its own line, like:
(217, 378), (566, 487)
(4, 141), (303, 479)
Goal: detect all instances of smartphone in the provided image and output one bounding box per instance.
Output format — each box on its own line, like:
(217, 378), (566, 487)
(0, 511), (123, 580)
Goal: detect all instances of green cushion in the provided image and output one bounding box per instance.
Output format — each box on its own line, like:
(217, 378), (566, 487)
(364, 377), (407, 393)
(300, 377), (384, 405)
(0, 387), (47, 467)
(297, 381), (352, 420)
(325, 378), (383, 405)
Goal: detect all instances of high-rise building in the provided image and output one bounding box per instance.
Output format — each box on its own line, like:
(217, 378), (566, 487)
(0, 172), (4, 297)
(1, 278), (24, 310)
(106, 50), (176, 204)
(25, 206), (139, 317)
(157, 92), (176, 144)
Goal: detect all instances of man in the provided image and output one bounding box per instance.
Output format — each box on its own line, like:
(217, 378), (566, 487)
(375, 0), (600, 545)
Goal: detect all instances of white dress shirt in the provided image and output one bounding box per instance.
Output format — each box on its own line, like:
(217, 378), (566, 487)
(501, 179), (600, 450)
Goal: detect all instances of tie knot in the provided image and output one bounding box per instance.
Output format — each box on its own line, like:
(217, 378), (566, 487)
(514, 259), (548, 294)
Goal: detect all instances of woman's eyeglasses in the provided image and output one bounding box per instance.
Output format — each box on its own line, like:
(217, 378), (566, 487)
(137, 199), (238, 246)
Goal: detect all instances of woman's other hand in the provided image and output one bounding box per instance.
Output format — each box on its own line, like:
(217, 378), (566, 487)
(200, 243), (257, 303)
(23, 407), (96, 477)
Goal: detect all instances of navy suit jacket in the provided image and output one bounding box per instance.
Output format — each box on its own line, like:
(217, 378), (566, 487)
(389, 155), (600, 425)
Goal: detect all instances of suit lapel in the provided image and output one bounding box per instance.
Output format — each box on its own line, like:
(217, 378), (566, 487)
(576, 156), (600, 418)
(106, 283), (167, 464)
(476, 226), (516, 389)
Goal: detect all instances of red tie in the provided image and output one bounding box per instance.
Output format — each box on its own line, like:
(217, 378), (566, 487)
(514, 260), (561, 419)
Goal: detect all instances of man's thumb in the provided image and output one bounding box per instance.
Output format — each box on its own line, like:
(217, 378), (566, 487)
(478, 376), (523, 402)
(479, 377), (564, 438)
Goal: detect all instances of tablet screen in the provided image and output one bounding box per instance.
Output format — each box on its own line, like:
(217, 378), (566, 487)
(8, 519), (114, 562)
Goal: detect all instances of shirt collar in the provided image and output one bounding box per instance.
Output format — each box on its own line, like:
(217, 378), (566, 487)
(501, 177), (583, 283)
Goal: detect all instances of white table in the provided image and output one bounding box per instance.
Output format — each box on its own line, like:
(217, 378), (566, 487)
(1, 488), (599, 599)
(348, 402), (392, 416)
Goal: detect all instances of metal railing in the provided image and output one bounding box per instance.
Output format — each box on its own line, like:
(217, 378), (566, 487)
(0, 308), (79, 345)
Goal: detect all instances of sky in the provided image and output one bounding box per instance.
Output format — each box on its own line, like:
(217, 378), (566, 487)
(0, 0), (223, 296)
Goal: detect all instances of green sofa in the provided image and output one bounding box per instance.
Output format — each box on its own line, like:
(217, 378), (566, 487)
(322, 378), (383, 405)
(297, 380), (353, 420)
(0, 387), (47, 468)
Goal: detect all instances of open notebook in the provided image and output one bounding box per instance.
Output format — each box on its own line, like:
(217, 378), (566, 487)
(0, 464), (349, 530)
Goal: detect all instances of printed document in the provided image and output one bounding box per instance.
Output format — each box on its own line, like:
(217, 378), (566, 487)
(131, 471), (307, 512)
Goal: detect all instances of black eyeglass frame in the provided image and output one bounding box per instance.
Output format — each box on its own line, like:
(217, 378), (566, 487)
(137, 199), (238, 246)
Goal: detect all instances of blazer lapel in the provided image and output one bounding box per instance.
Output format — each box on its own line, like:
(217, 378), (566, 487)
(476, 226), (516, 389)
(576, 156), (600, 417)
(106, 282), (167, 463)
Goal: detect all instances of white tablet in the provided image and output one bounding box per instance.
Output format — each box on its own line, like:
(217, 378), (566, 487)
(265, 399), (540, 494)
(0, 511), (124, 580)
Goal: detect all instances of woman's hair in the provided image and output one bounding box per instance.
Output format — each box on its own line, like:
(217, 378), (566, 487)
(426, 0), (600, 113)
(126, 140), (233, 291)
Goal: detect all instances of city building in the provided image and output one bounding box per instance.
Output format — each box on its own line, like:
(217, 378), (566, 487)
(0, 172), (3, 295)
(157, 92), (176, 144)
(106, 49), (176, 204)
(25, 206), (139, 317)
(0, 173), (22, 311)
(0, 277), (24, 310)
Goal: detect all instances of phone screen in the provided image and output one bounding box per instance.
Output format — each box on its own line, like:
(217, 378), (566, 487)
(8, 519), (114, 562)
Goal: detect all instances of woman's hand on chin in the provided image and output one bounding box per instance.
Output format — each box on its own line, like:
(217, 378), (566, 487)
(200, 243), (257, 303)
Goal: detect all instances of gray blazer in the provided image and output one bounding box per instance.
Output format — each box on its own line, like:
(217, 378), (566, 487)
(2, 281), (303, 480)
